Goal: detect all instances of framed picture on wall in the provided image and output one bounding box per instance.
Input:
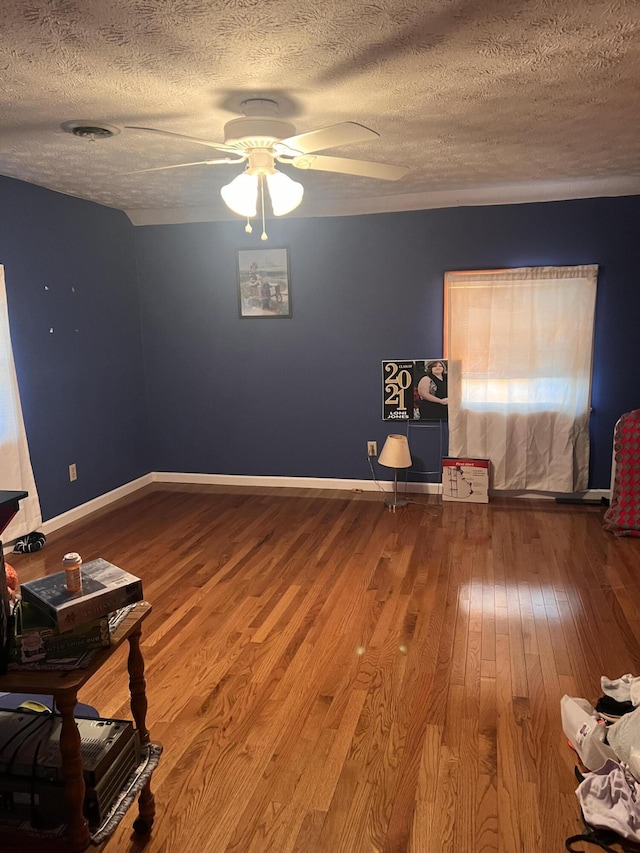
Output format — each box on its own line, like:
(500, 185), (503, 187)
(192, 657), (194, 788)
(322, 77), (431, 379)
(236, 247), (291, 318)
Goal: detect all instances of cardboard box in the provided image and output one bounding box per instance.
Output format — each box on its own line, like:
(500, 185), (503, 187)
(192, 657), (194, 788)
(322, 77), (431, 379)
(442, 457), (490, 503)
(20, 558), (143, 632)
(11, 601), (110, 664)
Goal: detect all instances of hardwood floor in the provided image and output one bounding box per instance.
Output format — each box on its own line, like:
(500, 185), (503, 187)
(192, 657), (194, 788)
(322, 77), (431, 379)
(8, 484), (640, 852)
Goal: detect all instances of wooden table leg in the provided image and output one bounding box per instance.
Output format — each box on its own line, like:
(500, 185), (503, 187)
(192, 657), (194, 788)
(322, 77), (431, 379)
(55, 689), (90, 851)
(127, 627), (148, 742)
(127, 627), (156, 832)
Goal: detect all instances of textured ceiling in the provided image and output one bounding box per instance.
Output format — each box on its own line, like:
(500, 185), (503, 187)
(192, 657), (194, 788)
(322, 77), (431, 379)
(1, 0), (640, 225)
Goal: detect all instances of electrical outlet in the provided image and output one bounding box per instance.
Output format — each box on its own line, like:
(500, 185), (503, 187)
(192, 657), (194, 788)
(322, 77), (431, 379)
(69, 463), (77, 482)
(367, 441), (377, 457)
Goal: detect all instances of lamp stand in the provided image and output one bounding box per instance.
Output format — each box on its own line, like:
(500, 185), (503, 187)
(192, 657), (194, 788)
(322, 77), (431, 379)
(384, 468), (408, 511)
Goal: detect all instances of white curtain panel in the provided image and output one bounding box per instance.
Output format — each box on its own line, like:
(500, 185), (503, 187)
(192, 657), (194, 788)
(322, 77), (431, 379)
(447, 265), (598, 492)
(0, 266), (42, 542)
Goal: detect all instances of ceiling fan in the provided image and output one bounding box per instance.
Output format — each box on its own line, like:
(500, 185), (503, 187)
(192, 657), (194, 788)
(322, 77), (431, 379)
(125, 98), (409, 238)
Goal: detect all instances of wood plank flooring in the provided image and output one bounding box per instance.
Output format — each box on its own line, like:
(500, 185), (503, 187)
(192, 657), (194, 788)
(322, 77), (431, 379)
(8, 484), (640, 852)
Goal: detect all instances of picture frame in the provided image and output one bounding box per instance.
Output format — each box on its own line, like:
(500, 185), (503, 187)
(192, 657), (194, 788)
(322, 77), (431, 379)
(236, 247), (291, 318)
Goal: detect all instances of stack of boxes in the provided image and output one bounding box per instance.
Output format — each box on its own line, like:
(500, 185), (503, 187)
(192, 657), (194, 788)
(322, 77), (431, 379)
(11, 558), (143, 668)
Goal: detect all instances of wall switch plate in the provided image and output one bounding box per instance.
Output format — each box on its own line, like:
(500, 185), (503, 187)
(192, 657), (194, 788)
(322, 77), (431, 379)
(69, 463), (77, 482)
(367, 441), (377, 457)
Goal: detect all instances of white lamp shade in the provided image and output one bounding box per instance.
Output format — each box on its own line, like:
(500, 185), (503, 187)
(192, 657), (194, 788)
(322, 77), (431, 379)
(378, 434), (412, 469)
(220, 172), (258, 217)
(266, 170), (304, 216)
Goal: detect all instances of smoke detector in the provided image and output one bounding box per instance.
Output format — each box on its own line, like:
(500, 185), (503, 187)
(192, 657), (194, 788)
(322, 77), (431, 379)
(61, 120), (121, 140)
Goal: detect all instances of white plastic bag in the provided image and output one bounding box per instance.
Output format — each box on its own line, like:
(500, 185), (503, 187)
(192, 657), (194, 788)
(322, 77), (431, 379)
(560, 694), (618, 771)
(606, 706), (640, 773)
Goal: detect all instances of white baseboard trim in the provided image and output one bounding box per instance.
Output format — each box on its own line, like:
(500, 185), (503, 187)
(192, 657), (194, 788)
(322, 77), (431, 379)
(152, 471), (442, 495)
(152, 473), (609, 501)
(583, 489), (610, 501)
(495, 488), (609, 501)
(27, 472), (437, 548)
(39, 474), (154, 538)
(28, 474), (609, 548)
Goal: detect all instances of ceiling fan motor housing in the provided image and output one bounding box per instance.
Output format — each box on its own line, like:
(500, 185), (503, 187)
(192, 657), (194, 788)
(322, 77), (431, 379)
(223, 117), (296, 149)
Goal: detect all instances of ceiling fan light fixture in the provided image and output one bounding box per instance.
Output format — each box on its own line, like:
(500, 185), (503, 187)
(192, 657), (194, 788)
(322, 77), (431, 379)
(120, 112), (404, 231)
(221, 165), (303, 221)
(265, 170), (304, 216)
(220, 171), (258, 217)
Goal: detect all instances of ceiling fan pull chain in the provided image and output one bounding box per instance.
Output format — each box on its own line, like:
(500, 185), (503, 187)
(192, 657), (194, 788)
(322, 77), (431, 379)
(245, 217), (252, 233)
(260, 174), (268, 241)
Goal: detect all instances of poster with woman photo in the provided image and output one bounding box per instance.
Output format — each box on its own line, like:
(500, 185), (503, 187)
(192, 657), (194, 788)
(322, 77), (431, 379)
(382, 359), (448, 421)
(414, 359), (448, 421)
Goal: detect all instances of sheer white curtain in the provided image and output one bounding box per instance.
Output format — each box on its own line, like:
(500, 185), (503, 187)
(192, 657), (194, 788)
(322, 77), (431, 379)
(446, 265), (598, 492)
(0, 266), (42, 542)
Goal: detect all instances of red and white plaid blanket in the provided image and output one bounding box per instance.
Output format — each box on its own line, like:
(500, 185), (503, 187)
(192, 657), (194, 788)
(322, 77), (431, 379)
(604, 409), (640, 537)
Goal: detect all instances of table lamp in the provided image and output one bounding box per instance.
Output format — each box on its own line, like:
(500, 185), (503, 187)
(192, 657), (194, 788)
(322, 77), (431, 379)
(378, 434), (412, 510)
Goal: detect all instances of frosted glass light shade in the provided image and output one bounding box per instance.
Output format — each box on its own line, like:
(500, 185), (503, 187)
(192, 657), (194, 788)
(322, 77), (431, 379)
(266, 171), (304, 216)
(378, 434), (412, 469)
(220, 172), (258, 217)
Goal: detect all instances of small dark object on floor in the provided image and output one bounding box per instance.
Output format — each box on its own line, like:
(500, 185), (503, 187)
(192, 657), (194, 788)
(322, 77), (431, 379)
(13, 531), (46, 553)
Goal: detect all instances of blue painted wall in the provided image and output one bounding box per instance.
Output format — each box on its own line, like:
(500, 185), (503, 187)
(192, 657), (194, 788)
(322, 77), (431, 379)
(0, 176), (148, 521)
(3, 174), (639, 525)
(134, 196), (640, 490)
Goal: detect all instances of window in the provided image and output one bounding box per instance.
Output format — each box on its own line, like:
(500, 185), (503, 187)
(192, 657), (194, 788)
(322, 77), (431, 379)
(444, 265), (597, 492)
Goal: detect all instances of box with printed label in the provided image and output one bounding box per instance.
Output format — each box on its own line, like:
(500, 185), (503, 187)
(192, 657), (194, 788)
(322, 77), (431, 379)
(10, 601), (110, 664)
(20, 558), (143, 632)
(442, 457), (490, 503)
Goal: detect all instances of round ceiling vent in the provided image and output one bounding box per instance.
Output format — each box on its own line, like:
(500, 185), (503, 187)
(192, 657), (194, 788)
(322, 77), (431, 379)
(61, 120), (121, 140)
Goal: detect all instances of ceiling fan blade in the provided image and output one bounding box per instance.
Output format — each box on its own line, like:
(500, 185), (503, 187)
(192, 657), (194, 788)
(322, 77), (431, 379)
(291, 154), (408, 181)
(124, 126), (238, 154)
(121, 158), (244, 175)
(276, 122), (379, 155)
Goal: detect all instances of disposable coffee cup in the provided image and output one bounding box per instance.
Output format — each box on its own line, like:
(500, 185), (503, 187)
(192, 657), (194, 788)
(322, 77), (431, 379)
(62, 552), (83, 594)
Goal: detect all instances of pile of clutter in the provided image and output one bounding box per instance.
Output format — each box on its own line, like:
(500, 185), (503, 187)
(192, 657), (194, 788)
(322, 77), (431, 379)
(562, 675), (640, 847)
